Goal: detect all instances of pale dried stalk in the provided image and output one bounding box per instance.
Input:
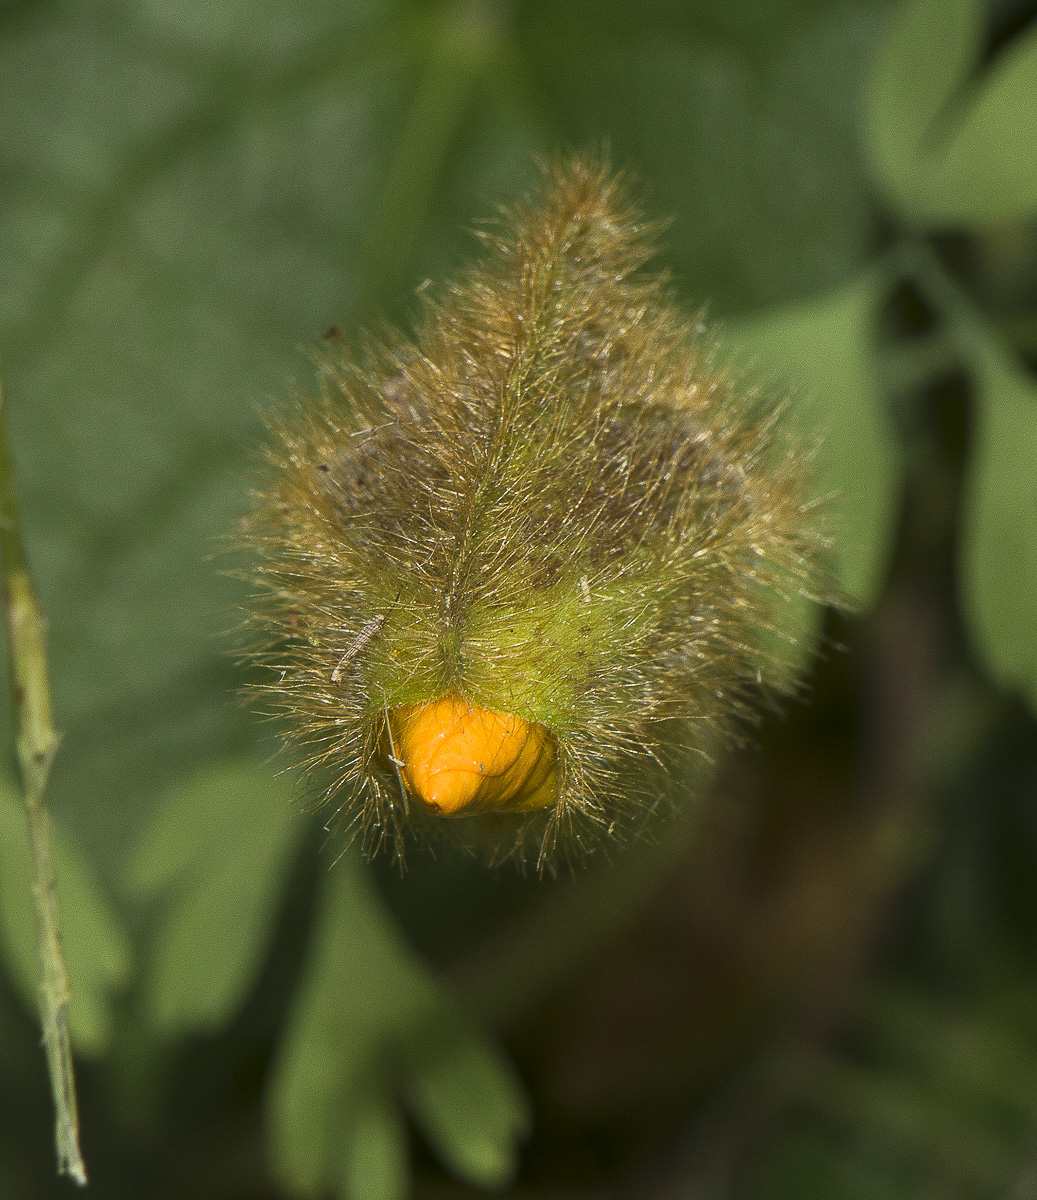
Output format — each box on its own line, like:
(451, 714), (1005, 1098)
(0, 376), (85, 1185)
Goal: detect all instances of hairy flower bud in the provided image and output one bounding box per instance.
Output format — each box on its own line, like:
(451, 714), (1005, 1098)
(243, 157), (828, 866)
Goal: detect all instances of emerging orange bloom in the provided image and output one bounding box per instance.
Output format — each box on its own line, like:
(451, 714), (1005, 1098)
(390, 694), (557, 816)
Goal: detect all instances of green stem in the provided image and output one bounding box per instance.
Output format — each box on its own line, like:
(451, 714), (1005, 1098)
(359, 0), (505, 310)
(891, 239), (1016, 380)
(878, 328), (960, 399)
(0, 378), (85, 1185)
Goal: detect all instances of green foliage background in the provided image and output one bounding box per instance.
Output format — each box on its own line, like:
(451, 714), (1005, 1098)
(1, 0), (1037, 1195)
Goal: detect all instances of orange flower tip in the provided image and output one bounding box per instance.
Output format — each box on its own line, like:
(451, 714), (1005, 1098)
(389, 693), (558, 817)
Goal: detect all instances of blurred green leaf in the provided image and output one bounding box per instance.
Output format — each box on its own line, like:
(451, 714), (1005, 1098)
(0, 777), (130, 1055)
(725, 270), (901, 610)
(124, 759), (305, 1034)
(959, 354), (1037, 714)
(269, 855), (529, 1200)
(935, 23), (1037, 224)
(407, 1030), (529, 1189)
(338, 1096), (408, 1200)
(0, 1), (413, 871)
(130, 0), (387, 65)
(867, 0), (1037, 226)
(519, 0), (886, 314)
(865, 0), (982, 217)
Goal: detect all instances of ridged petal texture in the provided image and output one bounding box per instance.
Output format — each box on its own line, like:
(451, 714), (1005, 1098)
(245, 157), (827, 864)
(391, 694), (557, 817)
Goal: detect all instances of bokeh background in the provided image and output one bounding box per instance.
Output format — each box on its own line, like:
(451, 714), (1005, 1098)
(2, 0), (1037, 1196)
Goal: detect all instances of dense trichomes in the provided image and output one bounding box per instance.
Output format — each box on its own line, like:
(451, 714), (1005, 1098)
(244, 157), (828, 867)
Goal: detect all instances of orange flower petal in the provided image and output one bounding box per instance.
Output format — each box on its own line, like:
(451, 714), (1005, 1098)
(390, 693), (557, 816)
